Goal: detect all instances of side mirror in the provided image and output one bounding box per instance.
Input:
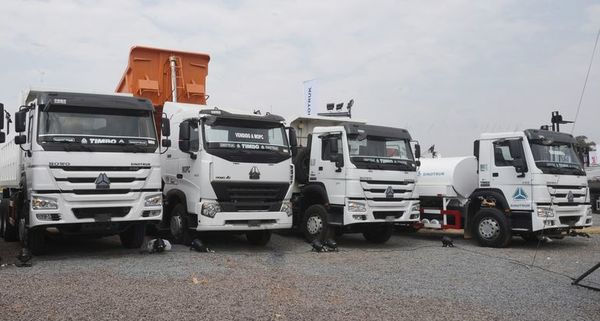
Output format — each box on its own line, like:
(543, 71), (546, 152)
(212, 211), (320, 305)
(512, 157), (527, 177)
(15, 135), (26, 145)
(0, 103), (4, 130)
(0, 132), (5, 144)
(162, 139), (171, 147)
(179, 121), (191, 152)
(473, 140), (480, 160)
(414, 144), (421, 159)
(15, 110), (27, 133)
(328, 136), (338, 154)
(161, 117), (171, 137)
(330, 153), (344, 171)
(508, 139), (523, 159)
(288, 127), (297, 148)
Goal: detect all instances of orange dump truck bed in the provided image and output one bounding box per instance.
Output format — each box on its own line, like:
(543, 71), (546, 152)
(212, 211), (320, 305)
(116, 46), (211, 132)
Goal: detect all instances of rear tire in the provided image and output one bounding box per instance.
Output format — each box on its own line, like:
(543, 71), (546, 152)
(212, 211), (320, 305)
(120, 223), (146, 249)
(472, 208), (511, 248)
(1, 199), (18, 242)
(302, 204), (330, 242)
(169, 204), (193, 245)
(246, 230), (271, 246)
(363, 225), (393, 244)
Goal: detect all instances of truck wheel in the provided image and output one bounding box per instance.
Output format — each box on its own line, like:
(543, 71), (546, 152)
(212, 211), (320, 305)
(26, 227), (47, 255)
(1, 199), (18, 242)
(472, 208), (511, 248)
(293, 148), (310, 184)
(302, 204), (330, 242)
(170, 204), (193, 245)
(120, 223), (146, 249)
(246, 230), (271, 246)
(363, 225), (393, 244)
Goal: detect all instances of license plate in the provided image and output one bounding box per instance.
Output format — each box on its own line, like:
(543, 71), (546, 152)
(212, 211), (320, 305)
(385, 216), (396, 222)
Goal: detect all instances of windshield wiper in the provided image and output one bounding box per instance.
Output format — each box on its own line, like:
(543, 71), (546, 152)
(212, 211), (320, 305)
(59, 141), (92, 152)
(123, 143), (147, 153)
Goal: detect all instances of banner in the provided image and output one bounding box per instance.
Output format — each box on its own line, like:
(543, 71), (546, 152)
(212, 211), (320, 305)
(303, 79), (318, 116)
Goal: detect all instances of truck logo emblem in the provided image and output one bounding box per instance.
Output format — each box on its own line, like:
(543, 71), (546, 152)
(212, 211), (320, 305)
(95, 173), (110, 189)
(81, 138), (88, 144)
(567, 191), (574, 203)
(385, 186), (394, 198)
(249, 166), (260, 180)
(512, 187), (528, 200)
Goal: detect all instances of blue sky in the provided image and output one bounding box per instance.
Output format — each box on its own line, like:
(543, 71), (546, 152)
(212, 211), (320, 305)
(1, 0), (599, 155)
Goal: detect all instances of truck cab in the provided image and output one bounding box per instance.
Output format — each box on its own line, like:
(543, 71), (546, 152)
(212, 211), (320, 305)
(0, 90), (162, 254)
(290, 117), (421, 243)
(471, 129), (593, 242)
(161, 103), (295, 245)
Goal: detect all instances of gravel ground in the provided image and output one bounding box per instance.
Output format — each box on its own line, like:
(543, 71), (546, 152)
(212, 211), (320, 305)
(1, 219), (599, 321)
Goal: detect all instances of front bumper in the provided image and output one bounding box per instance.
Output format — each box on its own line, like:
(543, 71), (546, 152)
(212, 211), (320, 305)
(532, 203), (593, 232)
(29, 191), (163, 228)
(343, 199), (420, 226)
(194, 201), (293, 231)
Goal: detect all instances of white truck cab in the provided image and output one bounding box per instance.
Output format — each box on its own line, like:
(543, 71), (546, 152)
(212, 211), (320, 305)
(0, 90), (162, 254)
(160, 103), (295, 245)
(290, 116), (421, 243)
(417, 129), (593, 247)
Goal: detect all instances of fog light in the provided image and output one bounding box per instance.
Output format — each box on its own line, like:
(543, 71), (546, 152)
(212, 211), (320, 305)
(142, 210), (161, 217)
(352, 215), (367, 221)
(544, 220), (555, 226)
(280, 201), (293, 217)
(36, 213), (59, 221)
(410, 214), (419, 219)
(201, 201), (221, 218)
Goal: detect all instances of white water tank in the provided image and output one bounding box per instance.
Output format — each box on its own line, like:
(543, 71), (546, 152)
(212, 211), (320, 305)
(416, 156), (478, 199)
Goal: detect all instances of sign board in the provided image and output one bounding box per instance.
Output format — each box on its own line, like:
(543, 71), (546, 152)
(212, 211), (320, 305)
(303, 79), (319, 116)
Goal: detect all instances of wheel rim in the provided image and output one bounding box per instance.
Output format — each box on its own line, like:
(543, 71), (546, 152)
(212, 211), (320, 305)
(478, 217), (500, 240)
(306, 215), (322, 235)
(170, 215), (183, 238)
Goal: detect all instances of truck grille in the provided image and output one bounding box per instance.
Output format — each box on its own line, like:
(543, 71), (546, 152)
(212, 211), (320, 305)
(211, 182), (289, 212)
(360, 179), (415, 203)
(72, 207), (131, 219)
(547, 185), (587, 205)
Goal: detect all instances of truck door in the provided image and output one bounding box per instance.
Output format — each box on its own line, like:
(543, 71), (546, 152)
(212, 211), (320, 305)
(490, 138), (532, 210)
(312, 133), (346, 205)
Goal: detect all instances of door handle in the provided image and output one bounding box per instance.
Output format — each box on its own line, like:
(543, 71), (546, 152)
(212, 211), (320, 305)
(492, 172), (499, 177)
(318, 166), (323, 171)
(176, 174), (183, 179)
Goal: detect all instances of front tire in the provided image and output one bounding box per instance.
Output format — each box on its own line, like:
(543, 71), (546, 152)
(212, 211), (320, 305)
(472, 208), (511, 248)
(302, 204), (330, 242)
(26, 227), (46, 255)
(120, 223), (146, 249)
(246, 230), (271, 246)
(363, 224), (393, 244)
(169, 204), (193, 245)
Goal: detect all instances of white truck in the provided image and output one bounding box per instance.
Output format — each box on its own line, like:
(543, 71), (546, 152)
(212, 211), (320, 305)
(0, 90), (163, 254)
(416, 129), (593, 247)
(159, 104), (295, 245)
(115, 46), (294, 245)
(289, 116), (421, 243)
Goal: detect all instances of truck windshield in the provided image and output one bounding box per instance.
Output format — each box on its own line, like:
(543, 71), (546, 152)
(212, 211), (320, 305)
(347, 135), (416, 171)
(37, 106), (157, 153)
(529, 140), (585, 175)
(202, 119), (290, 163)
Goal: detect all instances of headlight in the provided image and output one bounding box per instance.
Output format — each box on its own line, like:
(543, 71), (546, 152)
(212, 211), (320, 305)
(201, 201), (221, 218)
(32, 196), (58, 210)
(537, 206), (554, 217)
(144, 194), (163, 207)
(348, 201), (367, 213)
(586, 207), (593, 217)
(410, 203), (420, 213)
(281, 201), (293, 217)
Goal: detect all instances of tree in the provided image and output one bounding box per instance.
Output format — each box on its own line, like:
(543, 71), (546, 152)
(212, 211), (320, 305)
(575, 135), (596, 166)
